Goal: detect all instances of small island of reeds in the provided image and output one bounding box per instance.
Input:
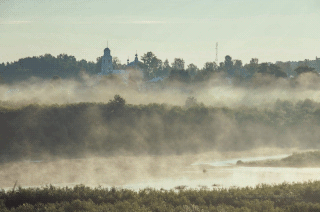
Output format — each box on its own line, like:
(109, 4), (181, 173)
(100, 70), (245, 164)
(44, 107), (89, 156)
(237, 151), (320, 167)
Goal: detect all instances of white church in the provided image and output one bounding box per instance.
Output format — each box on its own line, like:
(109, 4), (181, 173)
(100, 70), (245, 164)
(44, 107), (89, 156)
(98, 47), (143, 84)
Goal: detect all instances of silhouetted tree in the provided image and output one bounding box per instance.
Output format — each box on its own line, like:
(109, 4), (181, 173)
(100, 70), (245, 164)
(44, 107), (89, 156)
(258, 63), (269, 74)
(294, 66), (318, 75)
(271, 64), (287, 78)
(141, 52), (162, 80)
(233, 60), (247, 79)
(186, 63), (198, 76)
(108, 95), (126, 114)
(112, 94), (125, 106)
(171, 58), (185, 70)
(244, 58), (259, 77)
(169, 69), (190, 83)
(185, 96), (197, 108)
(203, 62), (217, 73)
(224, 55), (234, 75)
(276, 61), (292, 77)
(161, 59), (171, 77)
(95, 56), (103, 74)
(258, 63), (287, 78)
(112, 57), (126, 70)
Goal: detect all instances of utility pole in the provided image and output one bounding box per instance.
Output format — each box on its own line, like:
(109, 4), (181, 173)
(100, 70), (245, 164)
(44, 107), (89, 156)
(215, 42), (218, 65)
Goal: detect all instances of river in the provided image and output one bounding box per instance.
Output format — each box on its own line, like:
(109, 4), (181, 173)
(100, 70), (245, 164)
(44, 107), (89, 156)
(122, 154), (320, 190)
(2, 153), (320, 191)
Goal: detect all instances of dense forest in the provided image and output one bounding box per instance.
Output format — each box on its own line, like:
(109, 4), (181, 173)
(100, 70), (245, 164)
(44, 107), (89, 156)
(2, 181), (320, 211)
(0, 54), (97, 83)
(1, 95), (320, 162)
(1, 52), (319, 84)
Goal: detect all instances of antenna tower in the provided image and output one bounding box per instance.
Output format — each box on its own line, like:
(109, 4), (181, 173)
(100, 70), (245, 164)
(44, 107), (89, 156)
(215, 42), (218, 65)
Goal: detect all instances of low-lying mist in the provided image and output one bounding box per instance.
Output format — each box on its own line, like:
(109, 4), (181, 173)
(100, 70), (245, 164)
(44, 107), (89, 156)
(0, 148), (296, 189)
(1, 72), (320, 107)
(0, 73), (320, 160)
(1, 72), (320, 189)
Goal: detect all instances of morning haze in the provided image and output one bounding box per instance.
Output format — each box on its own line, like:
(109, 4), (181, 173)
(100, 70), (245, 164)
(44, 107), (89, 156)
(1, 0), (320, 211)
(1, 0), (320, 66)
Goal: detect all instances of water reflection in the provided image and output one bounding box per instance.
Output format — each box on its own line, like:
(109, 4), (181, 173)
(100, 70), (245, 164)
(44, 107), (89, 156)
(2, 154), (320, 191)
(121, 166), (320, 191)
(121, 154), (320, 190)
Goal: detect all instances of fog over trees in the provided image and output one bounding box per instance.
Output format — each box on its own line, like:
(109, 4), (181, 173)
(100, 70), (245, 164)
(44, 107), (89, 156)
(1, 51), (320, 210)
(0, 95), (320, 162)
(0, 51), (320, 161)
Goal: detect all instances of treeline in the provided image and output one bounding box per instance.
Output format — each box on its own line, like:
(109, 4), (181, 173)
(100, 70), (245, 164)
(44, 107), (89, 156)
(0, 54), (97, 83)
(1, 51), (320, 84)
(3, 181), (320, 211)
(1, 96), (320, 162)
(103, 52), (320, 83)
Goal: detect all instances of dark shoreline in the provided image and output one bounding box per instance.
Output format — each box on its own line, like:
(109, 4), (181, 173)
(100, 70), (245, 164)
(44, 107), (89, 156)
(236, 150), (320, 168)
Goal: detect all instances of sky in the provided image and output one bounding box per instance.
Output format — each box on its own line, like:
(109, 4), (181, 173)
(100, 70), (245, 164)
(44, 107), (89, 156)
(0, 0), (319, 67)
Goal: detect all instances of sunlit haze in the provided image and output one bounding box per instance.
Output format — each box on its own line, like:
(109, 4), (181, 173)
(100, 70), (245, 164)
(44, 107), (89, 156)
(1, 0), (319, 66)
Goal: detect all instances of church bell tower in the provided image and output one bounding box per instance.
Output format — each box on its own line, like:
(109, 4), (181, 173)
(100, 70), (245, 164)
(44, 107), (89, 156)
(101, 47), (113, 74)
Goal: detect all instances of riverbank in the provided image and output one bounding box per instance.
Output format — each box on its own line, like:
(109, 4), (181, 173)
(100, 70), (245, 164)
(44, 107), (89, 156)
(237, 151), (320, 167)
(2, 181), (320, 211)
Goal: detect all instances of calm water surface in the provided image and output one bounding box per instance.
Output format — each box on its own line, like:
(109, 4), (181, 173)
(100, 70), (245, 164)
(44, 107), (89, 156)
(122, 154), (320, 190)
(3, 154), (320, 191)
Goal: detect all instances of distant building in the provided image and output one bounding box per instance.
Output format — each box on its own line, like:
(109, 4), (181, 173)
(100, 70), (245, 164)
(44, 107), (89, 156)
(100, 47), (143, 75)
(276, 57), (320, 76)
(101, 47), (113, 75)
(99, 47), (146, 89)
(127, 53), (143, 70)
(148, 76), (164, 82)
(99, 47), (166, 88)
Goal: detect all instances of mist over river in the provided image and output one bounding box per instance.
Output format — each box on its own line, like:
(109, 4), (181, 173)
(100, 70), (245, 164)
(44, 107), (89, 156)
(125, 166), (320, 191)
(2, 151), (320, 191)
(123, 154), (320, 190)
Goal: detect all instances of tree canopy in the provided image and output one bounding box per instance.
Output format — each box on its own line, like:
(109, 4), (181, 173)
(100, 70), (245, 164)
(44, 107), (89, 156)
(294, 65), (318, 75)
(2, 51), (320, 85)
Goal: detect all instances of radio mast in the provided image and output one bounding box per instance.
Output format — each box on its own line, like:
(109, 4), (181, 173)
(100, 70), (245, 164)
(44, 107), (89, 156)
(215, 42), (218, 65)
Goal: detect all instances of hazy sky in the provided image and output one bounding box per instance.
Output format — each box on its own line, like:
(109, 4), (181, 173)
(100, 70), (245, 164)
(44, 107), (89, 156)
(1, 0), (319, 67)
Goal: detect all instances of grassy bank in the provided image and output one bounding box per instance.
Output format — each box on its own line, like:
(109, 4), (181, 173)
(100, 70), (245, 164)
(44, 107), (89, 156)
(2, 181), (320, 211)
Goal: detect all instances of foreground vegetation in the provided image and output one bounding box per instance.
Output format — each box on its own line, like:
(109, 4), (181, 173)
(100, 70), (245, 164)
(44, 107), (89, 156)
(2, 181), (320, 211)
(237, 151), (320, 167)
